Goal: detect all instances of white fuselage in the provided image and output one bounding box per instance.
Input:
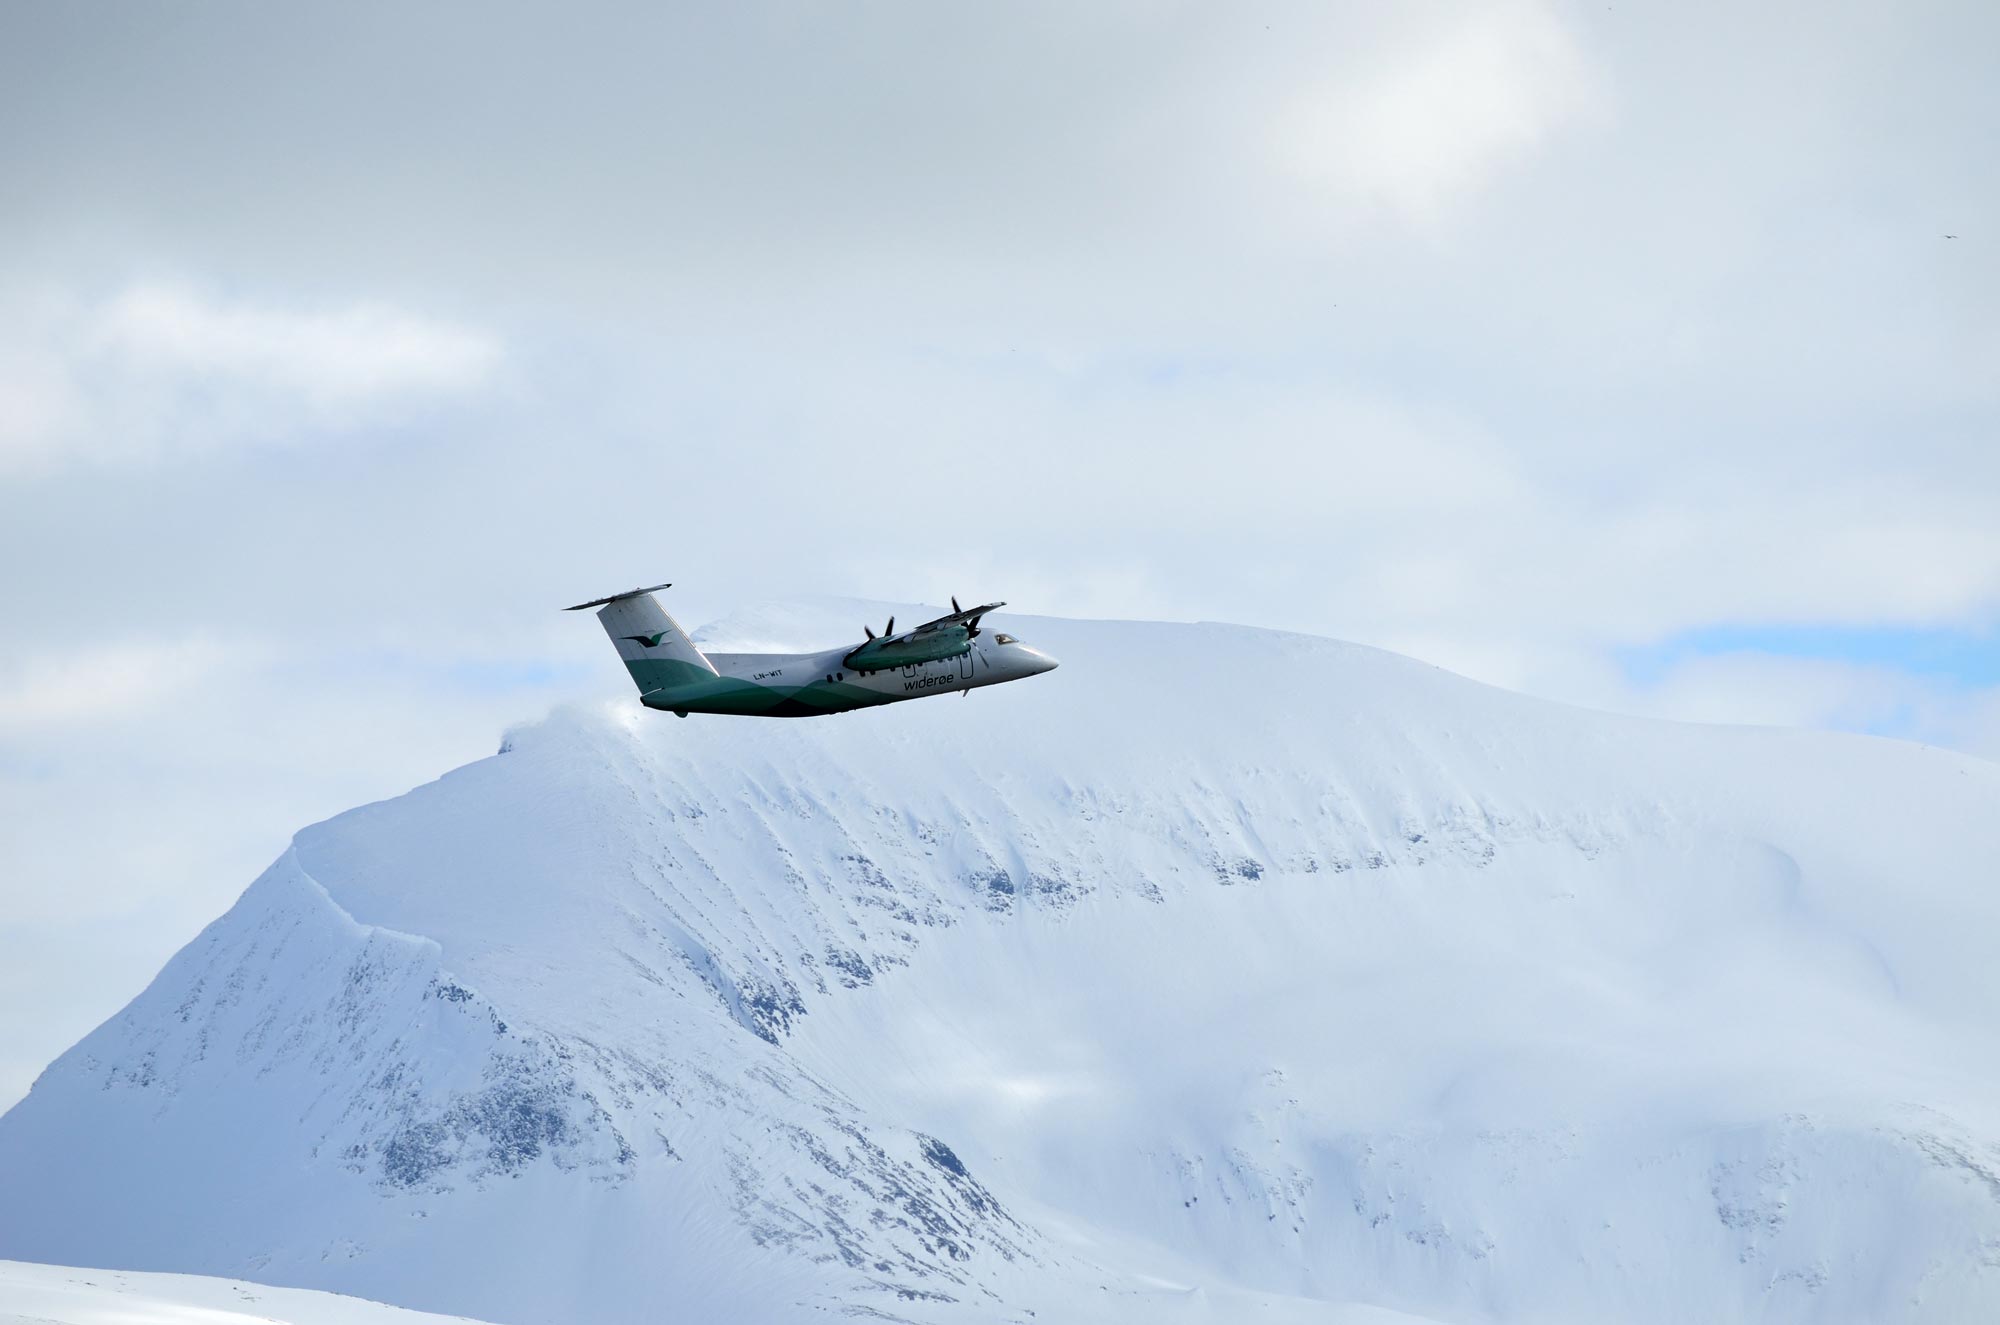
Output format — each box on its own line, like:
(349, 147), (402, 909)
(700, 633), (1059, 712)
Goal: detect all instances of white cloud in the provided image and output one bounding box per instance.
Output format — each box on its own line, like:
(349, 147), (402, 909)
(0, 339), (81, 459)
(1623, 654), (1918, 732)
(0, 637), (243, 726)
(1273, 1), (1602, 223)
(94, 285), (496, 407)
(0, 284), (499, 473)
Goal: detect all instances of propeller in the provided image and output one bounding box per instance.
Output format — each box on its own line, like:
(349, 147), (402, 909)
(884, 616), (895, 637)
(863, 624), (875, 640)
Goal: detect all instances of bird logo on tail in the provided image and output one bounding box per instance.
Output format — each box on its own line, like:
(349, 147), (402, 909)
(622, 631), (671, 648)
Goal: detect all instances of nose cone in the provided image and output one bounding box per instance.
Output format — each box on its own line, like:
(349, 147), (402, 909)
(1023, 647), (1059, 676)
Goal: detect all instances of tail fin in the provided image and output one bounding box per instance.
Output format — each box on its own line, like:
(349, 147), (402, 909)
(566, 584), (718, 697)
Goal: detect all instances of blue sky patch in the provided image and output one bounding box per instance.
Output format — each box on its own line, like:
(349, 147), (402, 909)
(1620, 623), (2000, 688)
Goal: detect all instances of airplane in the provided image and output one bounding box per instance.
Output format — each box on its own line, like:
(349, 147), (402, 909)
(565, 583), (1059, 717)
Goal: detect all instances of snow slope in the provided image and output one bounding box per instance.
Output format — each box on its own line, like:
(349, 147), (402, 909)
(0, 1260), (494, 1325)
(3, 606), (1998, 1324)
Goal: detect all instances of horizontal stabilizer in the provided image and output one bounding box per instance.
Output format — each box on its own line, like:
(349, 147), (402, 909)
(563, 582), (673, 612)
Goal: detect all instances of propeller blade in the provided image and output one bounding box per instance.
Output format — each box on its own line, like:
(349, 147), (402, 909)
(952, 595), (961, 613)
(885, 616), (895, 636)
(863, 624), (875, 640)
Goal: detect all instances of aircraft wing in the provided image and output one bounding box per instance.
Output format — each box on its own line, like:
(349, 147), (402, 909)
(911, 600), (1005, 634)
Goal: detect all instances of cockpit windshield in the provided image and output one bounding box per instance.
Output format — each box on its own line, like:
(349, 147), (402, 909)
(992, 633), (1018, 645)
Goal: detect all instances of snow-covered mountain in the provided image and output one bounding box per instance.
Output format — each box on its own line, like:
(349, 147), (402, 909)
(4, 607), (1999, 1324)
(0, 1259), (497, 1325)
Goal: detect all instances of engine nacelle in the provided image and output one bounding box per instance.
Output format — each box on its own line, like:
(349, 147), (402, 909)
(843, 624), (973, 673)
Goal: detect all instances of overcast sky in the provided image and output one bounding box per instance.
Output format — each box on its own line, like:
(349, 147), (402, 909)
(2, 0), (1996, 1110)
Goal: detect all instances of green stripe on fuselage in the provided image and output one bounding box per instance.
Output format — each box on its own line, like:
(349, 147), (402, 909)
(628, 657), (899, 718)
